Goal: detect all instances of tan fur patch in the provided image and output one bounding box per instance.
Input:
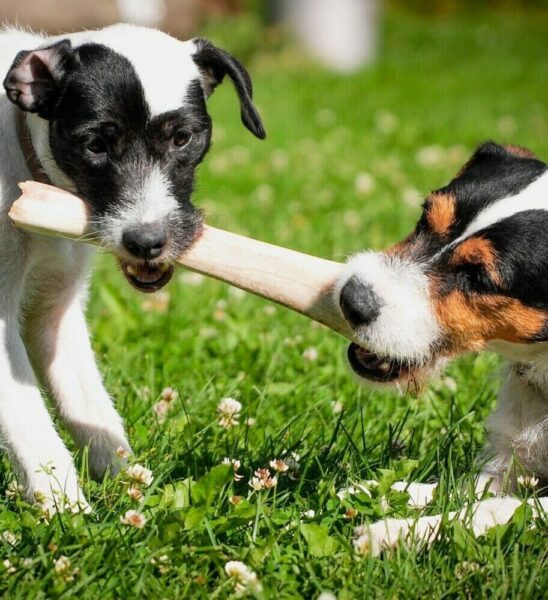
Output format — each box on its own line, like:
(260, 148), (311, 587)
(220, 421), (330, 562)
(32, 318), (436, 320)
(451, 237), (502, 285)
(434, 289), (546, 352)
(425, 193), (455, 235)
(504, 145), (536, 159)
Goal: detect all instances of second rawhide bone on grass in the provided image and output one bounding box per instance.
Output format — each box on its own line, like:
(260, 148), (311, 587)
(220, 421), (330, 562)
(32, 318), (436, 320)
(10, 181), (354, 340)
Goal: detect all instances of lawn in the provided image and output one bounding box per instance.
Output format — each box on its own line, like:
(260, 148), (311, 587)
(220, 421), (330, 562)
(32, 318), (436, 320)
(1, 10), (548, 599)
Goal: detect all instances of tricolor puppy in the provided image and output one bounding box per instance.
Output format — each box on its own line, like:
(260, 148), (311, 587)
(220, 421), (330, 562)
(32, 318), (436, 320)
(0, 24), (264, 512)
(335, 143), (548, 554)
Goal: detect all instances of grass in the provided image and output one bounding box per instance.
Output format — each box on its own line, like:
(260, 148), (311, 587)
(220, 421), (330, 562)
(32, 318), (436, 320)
(1, 11), (548, 599)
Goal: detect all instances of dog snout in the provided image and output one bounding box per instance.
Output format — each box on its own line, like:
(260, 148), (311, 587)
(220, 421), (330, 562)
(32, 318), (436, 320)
(122, 223), (168, 260)
(339, 276), (382, 328)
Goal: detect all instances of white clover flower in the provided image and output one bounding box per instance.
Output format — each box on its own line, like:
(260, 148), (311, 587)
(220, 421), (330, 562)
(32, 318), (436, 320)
(150, 554), (170, 574)
(402, 187), (422, 208)
(249, 477), (265, 491)
(318, 592), (338, 600)
(1, 531), (19, 546)
(336, 486), (355, 501)
(222, 457), (244, 481)
(224, 560), (261, 592)
(161, 387), (178, 402)
(415, 144), (444, 167)
(302, 347), (318, 362)
(331, 400), (343, 414)
(141, 291), (170, 313)
(179, 271), (205, 286)
(5, 480), (24, 499)
(517, 475), (539, 489)
(442, 376), (458, 393)
(245, 417), (256, 428)
(3, 559), (16, 574)
(120, 509), (147, 529)
(354, 172), (375, 196)
(127, 486), (143, 501)
(269, 459), (289, 473)
(229, 286), (246, 299)
(251, 468), (277, 490)
(455, 560), (481, 580)
(116, 446), (129, 459)
(375, 110), (398, 134)
(217, 397), (242, 429)
(54, 556), (71, 575)
(152, 400), (172, 423)
(53, 555), (79, 582)
(301, 510), (316, 519)
(126, 464), (154, 487)
(263, 476), (277, 489)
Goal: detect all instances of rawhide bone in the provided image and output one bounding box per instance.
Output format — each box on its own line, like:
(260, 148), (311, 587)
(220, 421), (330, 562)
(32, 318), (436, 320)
(9, 181), (354, 340)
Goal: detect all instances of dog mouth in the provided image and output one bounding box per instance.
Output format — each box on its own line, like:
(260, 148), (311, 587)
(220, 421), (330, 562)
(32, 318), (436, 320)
(347, 343), (416, 383)
(119, 260), (174, 293)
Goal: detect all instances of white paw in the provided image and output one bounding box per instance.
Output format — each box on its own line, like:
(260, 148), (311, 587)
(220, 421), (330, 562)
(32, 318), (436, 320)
(391, 481), (438, 507)
(78, 429), (132, 480)
(26, 465), (90, 517)
(354, 515), (443, 556)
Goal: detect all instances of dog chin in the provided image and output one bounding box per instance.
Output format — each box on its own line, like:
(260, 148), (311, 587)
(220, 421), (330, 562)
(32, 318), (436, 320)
(118, 259), (174, 293)
(346, 342), (446, 395)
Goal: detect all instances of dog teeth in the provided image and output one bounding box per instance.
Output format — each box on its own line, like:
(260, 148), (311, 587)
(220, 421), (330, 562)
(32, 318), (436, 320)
(378, 362), (391, 371)
(126, 265), (138, 276)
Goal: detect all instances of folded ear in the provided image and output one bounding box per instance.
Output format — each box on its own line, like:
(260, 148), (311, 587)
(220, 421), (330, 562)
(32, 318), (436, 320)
(192, 38), (265, 139)
(3, 39), (76, 119)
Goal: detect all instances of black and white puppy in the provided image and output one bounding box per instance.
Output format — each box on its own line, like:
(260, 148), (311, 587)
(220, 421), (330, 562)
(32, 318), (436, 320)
(0, 24), (264, 513)
(335, 143), (548, 555)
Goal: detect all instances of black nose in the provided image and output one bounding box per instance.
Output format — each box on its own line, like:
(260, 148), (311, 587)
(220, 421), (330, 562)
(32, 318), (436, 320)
(339, 276), (382, 328)
(122, 224), (167, 260)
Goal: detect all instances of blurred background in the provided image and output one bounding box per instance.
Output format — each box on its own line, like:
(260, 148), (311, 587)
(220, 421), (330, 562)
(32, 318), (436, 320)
(2, 0), (547, 359)
(3, 0), (547, 72)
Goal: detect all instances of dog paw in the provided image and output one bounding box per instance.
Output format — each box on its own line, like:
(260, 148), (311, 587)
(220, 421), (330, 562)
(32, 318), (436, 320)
(353, 514), (443, 556)
(83, 431), (132, 480)
(392, 481), (438, 507)
(24, 465), (90, 517)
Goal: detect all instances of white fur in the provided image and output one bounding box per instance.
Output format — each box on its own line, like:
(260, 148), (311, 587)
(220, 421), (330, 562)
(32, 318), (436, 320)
(100, 165), (179, 252)
(0, 26), (153, 511)
(457, 170), (548, 242)
(334, 251), (440, 363)
(354, 496), (548, 557)
(56, 24), (201, 117)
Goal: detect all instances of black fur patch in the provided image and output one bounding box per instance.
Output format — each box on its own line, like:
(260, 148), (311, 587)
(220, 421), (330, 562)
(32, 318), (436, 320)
(47, 43), (210, 252)
(438, 142), (546, 238)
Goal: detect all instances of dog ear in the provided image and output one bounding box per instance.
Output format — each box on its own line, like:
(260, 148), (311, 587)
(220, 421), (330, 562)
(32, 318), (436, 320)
(3, 40), (76, 119)
(192, 39), (265, 139)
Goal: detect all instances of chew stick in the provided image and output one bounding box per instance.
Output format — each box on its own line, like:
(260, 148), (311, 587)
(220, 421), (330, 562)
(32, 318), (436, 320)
(10, 181), (353, 340)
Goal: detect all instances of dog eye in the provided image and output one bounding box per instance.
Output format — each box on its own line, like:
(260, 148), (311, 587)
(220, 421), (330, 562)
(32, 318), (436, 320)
(172, 130), (192, 148)
(86, 137), (107, 155)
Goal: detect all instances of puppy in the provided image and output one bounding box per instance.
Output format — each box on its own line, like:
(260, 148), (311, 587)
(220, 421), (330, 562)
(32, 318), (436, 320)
(335, 143), (548, 554)
(0, 24), (264, 513)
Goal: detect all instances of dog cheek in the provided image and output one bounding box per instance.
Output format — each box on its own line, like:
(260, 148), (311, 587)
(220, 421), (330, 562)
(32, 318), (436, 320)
(433, 289), (547, 351)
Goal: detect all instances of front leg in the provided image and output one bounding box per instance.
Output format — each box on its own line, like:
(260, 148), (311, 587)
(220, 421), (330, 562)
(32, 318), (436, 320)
(25, 282), (131, 480)
(0, 316), (86, 513)
(354, 496), (546, 556)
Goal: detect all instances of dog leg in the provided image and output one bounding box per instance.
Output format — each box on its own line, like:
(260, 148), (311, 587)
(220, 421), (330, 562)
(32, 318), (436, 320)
(24, 278), (131, 480)
(0, 315), (87, 513)
(354, 495), (547, 557)
(391, 481), (438, 507)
